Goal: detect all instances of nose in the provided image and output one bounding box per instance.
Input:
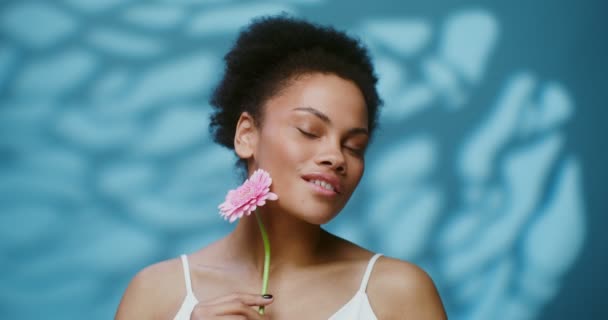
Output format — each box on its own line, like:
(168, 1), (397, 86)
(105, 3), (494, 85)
(316, 143), (346, 174)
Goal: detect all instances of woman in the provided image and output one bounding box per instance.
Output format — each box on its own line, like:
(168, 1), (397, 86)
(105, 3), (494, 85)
(115, 15), (446, 319)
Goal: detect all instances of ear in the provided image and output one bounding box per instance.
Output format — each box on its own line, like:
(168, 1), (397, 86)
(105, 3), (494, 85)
(234, 112), (258, 160)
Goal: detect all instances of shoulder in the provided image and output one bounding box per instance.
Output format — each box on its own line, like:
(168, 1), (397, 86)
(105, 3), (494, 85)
(115, 256), (187, 320)
(367, 256), (447, 319)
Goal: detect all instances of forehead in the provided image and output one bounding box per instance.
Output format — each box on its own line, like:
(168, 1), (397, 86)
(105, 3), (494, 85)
(262, 73), (368, 127)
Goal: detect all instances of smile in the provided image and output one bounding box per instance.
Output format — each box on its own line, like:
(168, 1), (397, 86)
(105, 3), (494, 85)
(305, 179), (339, 197)
(310, 179), (335, 191)
(301, 173), (342, 196)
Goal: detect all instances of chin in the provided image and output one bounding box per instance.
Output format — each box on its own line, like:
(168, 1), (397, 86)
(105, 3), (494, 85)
(301, 213), (336, 225)
(295, 206), (343, 225)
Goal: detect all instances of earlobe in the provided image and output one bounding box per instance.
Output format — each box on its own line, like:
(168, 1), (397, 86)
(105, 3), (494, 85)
(234, 112), (257, 159)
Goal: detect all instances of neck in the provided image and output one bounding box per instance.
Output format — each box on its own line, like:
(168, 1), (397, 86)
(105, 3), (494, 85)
(227, 205), (327, 274)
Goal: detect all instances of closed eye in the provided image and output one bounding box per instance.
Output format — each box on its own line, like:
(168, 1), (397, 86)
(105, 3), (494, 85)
(297, 128), (318, 138)
(345, 145), (365, 157)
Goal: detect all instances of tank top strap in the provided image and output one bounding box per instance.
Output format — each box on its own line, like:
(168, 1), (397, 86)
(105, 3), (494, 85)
(358, 253), (383, 293)
(179, 254), (194, 295)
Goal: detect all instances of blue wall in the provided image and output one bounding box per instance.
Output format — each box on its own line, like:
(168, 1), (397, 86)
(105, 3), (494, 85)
(1, 0), (606, 319)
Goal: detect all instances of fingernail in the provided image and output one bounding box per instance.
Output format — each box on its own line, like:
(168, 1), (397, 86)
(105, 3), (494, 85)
(262, 294), (273, 299)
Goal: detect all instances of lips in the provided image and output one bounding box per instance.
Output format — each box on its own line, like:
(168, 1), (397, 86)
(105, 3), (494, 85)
(301, 172), (341, 194)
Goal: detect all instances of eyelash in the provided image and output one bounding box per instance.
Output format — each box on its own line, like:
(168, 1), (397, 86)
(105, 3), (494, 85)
(346, 146), (364, 157)
(297, 128), (318, 138)
(297, 128), (364, 157)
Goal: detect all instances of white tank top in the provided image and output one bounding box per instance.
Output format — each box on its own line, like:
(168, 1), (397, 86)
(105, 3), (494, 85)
(173, 253), (383, 320)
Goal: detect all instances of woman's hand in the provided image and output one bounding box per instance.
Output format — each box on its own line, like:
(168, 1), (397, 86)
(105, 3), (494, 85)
(190, 293), (274, 319)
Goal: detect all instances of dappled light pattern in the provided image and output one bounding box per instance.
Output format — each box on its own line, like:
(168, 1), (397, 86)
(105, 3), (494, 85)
(0, 1), (585, 319)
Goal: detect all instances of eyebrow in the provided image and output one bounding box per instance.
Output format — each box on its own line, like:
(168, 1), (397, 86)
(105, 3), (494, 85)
(292, 106), (369, 136)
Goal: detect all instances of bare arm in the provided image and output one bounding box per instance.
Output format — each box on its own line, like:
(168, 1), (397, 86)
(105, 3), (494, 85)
(398, 266), (447, 319)
(114, 259), (274, 320)
(115, 261), (182, 320)
(369, 257), (447, 319)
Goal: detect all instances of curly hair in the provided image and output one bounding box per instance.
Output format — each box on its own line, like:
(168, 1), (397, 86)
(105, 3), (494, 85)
(209, 14), (382, 167)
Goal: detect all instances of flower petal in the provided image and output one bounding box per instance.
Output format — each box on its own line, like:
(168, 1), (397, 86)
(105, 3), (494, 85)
(217, 168), (279, 222)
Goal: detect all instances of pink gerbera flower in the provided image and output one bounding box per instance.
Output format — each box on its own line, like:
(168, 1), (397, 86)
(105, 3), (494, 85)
(218, 168), (278, 315)
(218, 169), (279, 223)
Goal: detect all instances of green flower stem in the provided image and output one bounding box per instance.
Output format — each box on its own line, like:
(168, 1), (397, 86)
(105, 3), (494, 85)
(255, 212), (270, 315)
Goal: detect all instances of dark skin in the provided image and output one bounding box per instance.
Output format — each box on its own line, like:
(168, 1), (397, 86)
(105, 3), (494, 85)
(115, 73), (447, 319)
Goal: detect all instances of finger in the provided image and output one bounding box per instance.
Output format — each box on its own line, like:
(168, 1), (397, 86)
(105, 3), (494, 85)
(192, 316), (248, 320)
(212, 301), (266, 319)
(191, 302), (260, 320)
(205, 293), (274, 307)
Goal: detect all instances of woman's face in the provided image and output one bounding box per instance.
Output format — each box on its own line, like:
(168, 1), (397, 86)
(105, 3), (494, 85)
(240, 73), (369, 224)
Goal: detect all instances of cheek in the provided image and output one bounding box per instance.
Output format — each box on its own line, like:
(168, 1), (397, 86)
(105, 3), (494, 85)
(258, 128), (310, 170)
(349, 162), (365, 188)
